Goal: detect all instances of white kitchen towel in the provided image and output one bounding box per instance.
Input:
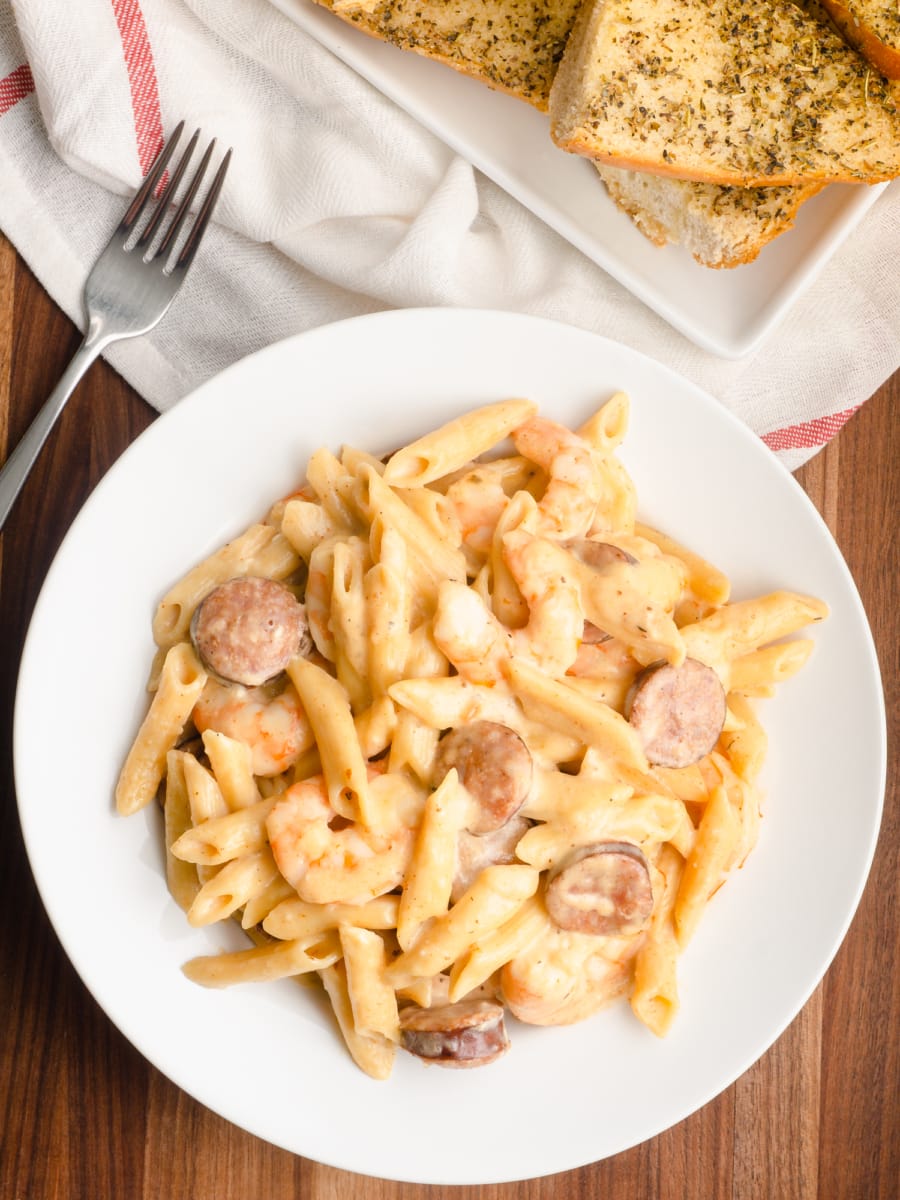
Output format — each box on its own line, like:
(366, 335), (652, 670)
(1, 0), (898, 469)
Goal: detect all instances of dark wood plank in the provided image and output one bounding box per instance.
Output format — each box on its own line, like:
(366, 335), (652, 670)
(814, 389), (900, 1200)
(0, 233), (13, 459)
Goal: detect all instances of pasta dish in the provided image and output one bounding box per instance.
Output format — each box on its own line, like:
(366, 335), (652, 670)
(115, 395), (827, 1077)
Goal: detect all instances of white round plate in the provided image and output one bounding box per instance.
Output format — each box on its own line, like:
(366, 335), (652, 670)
(15, 310), (885, 1184)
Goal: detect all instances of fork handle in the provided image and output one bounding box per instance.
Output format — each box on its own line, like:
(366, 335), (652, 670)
(0, 331), (110, 531)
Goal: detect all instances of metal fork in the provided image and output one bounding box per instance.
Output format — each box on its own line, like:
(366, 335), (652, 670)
(0, 122), (231, 530)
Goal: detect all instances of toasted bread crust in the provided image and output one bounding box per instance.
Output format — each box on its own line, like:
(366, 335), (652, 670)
(313, 0), (580, 109)
(596, 165), (823, 267)
(818, 0), (900, 77)
(548, 0), (900, 186)
(310, 0), (897, 265)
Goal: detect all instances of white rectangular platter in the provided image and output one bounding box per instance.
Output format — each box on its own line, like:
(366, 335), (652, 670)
(270, 0), (887, 359)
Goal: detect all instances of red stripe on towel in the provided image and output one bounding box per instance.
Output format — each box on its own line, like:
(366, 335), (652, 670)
(110, 0), (165, 171)
(0, 63), (35, 115)
(762, 407), (860, 453)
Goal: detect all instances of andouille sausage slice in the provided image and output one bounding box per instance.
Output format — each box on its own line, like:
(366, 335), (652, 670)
(545, 842), (653, 937)
(432, 721), (532, 835)
(190, 577), (311, 687)
(581, 620), (612, 646)
(399, 999), (509, 1068)
(451, 815), (531, 903)
(568, 539), (637, 570)
(626, 656), (726, 768)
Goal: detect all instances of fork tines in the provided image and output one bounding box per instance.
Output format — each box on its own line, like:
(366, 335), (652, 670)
(121, 121), (232, 271)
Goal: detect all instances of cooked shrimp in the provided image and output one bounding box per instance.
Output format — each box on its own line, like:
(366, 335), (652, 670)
(432, 582), (509, 684)
(511, 417), (604, 540)
(489, 488), (539, 630)
(444, 468), (510, 561)
(499, 917), (643, 1025)
(502, 529), (583, 674)
(266, 772), (416, 906)
(192, 677), (314, 777)
(432, 531), (583, 683)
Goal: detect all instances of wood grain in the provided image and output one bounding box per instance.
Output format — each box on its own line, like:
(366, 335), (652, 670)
(0, 236), (896, 1200)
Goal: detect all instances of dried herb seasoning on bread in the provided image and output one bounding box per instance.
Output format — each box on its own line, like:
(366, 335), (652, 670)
(549, 0), (900, 185)
(314, 0), (581, 109)
(309, 0), (899, 264)
(817, 0), (900, 78)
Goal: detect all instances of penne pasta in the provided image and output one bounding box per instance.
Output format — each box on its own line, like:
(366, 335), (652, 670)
(398, 485), (463, 549)
(577, 391), (630, 452)
(635, 521), (730, 606)
(680, 591), (829, 667)
(183, 932), (341, 987)
(163, 751), (201, 912)
(263, 895), (401, 941)
(396, 769), (468, 950)
(505, 657), (649, 771)
(387, 864), (539, 988)
(516, 792), (690, 871)
(728, 638), (816, 692)
(720, 692), (769, 783)
(286, 656), (370, 824)
(152, 524), (299, 649)
(489, 490), (535, 629)
(630, 847), (683, 1036)
(330, 538), (371, 711)
(116, 642), (207, 816)
(354, 695), (398, 760)
(355, 464), (467, 594)
(674, 784), (741, 947)
(448, 895), (546, 1002)
(340, 925), (400, 1043)
(382, 399), (537, 487)
(281, 496), (342, 561)
(187, 848), (280, 927)
(201, 729), (261, 811)
(171, 795), (278, 865)
(389, 675), (524, 735)
(320, 961), (395, 1081)
(365, 525), (412, 697)
(305, 446), (359, 530)
(119, 394), (827, 1076)
(240, 875), (297, 930)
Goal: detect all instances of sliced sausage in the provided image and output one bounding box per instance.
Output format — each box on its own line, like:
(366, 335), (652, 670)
(545, 842), (653, 937)
(568, 539), (637, 570)
(581, 619), (612, 646)
(399, 999), (509, 1068)
(451, 815), (530, 903)
(190, 577), (310, 687)
(432, 721), (532, 835)
(626, 656), (726, 768)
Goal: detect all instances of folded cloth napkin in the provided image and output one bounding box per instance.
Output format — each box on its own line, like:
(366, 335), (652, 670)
(1, 0), (898, 469)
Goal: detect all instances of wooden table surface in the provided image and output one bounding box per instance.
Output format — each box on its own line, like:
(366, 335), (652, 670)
(0, 232), (896, 1200)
